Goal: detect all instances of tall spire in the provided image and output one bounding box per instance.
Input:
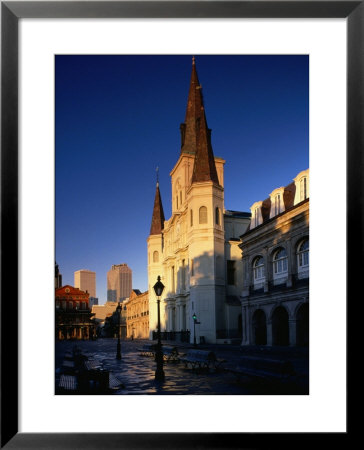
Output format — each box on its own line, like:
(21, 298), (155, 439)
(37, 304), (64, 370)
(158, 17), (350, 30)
(150, 176), (165, 235)
(191, 107), (220, 185)
(180, 57), (204, 154)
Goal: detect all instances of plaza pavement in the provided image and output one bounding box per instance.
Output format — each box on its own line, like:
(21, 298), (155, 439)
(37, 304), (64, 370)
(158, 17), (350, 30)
(55, 338), (309, 395)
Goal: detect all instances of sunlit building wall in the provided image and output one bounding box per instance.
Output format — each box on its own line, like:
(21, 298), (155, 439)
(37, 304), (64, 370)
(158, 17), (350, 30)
(125, 290), (149, 339)
(147, 59), (250, 344)
(107, 264), (132, 302)
(74, 269), (96, 298)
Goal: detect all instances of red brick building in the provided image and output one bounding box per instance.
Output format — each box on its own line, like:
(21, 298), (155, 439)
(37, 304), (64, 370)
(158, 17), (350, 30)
(55, 285), (96, 340)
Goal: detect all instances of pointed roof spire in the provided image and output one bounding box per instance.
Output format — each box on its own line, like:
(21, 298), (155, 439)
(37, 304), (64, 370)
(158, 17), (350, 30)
(150, 174), (165, 235)
(180, 57), (204, 154)
(191, 107), (220, 185)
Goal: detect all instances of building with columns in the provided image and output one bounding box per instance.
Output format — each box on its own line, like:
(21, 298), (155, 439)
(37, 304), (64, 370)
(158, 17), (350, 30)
(125, 290), (149, 339)
(55, 285), (96, 340)
(239, 169), (309, 347)
(147, 58), (250, 344)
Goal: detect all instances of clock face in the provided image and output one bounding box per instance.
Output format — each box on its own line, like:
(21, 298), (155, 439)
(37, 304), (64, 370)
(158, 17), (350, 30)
(65, 288), (70, 293)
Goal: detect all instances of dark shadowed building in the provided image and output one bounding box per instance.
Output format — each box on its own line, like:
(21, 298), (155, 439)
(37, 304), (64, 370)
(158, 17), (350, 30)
(240, 169), (309, 347)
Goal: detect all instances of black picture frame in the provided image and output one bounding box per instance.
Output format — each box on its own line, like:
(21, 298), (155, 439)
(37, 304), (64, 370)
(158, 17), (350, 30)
(1, 1), (355, 448)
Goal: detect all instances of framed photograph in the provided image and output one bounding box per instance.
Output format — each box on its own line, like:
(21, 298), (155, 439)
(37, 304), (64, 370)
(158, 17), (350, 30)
(1, 1), (355, 448)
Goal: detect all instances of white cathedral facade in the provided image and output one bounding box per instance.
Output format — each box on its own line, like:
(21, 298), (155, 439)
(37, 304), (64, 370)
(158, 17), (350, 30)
(147, 59), (251, 344)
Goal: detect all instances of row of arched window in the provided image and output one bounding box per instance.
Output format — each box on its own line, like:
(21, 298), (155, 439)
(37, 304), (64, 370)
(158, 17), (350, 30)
(252, 238), (309, 281)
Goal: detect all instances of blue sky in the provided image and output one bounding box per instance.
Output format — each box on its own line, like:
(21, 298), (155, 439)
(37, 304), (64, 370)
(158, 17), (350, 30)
(56, 55), (308, 303)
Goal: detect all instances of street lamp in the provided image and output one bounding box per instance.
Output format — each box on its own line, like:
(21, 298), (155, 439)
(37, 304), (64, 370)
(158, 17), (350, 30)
(153, 276), (165, 381)
(116, 302), (122, 360)
(192, 313), (201, 347)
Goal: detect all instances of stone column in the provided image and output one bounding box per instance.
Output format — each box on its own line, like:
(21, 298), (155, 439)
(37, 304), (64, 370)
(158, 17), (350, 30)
(166, 303), (173, 331)
(267, 320), (273, 346)
(289, 319), (297, 346)
(286, 240), (293, 288)
(241, 257), (250, 298)
(245, 307), (252, 345)
(263, 247), (270, 292)
(241, 305), (248, 345)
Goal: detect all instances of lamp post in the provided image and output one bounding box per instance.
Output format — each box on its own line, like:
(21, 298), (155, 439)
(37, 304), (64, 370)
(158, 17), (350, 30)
(192, 313), (201, 347)
(116, 302), (122, 360)
(153, 276), (165, 381)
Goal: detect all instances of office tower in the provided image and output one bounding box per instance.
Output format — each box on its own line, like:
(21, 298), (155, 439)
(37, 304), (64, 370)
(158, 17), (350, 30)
(74, 269), (96, 298)
(107, 264), (132, 302)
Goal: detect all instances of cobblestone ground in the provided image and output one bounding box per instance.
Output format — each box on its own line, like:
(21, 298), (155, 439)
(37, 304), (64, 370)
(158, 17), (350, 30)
(55, 339), (309, 395)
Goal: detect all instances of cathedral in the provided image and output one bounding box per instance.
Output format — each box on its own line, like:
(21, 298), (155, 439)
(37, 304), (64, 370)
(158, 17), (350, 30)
(147, 58), (251, 344)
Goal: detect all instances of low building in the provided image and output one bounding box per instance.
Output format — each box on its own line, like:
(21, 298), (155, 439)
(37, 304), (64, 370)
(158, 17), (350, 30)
(89, 297), (99, 308)
(55, 285), (96, 340)
(239, 169), (309, 347)
(125, 290), (149, 339)
(92, 301), (127, 338)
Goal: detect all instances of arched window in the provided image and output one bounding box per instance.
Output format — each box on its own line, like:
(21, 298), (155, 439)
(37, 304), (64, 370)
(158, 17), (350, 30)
(273, 248), (288, 274)
(253, 256), (265, 280)
(297, 239), (309, 268)
(68, 301), (73, 310)
(153, 250), (159, 263)
(199, 206), (207, 224)
(215, 207), (220, 225)
(300, 177), (308, 201)
(190, 209), (193, 227)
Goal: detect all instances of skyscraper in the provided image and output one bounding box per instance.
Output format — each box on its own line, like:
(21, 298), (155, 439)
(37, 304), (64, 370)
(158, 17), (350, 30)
(74, 269), (96, 298)
(107, 264), (132, 302)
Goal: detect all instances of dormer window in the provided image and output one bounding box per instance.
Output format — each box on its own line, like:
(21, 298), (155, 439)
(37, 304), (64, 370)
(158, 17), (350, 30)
(269, 188), (285, 218)
(274, 194), (281, 215)
(250, 201), (263, 229)
(293, 169), (309, 205)
(300, 177), (307, 201)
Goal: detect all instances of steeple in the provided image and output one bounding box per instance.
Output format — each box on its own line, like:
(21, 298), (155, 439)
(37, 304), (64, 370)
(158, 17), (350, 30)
(180, 57), (204, 154)
(191, 107), (220, 185)
(150, 177), (165, 235)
